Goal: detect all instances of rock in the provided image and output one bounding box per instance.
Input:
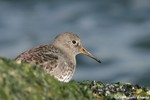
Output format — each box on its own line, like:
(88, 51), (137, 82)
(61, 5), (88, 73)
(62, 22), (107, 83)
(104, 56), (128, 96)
(0, 57), (149, 100)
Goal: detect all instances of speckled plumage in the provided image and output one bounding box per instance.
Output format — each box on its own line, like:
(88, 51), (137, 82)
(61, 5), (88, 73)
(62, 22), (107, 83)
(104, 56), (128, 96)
(15, 32), (101, 82)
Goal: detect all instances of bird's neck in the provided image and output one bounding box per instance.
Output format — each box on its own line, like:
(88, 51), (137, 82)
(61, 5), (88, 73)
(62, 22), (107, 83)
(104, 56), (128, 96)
(51, 43), (77, 65)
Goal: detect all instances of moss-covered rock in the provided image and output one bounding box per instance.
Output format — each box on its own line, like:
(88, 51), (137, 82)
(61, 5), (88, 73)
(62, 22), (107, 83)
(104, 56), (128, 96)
(0, 57), (95, 100)
(0, 57), (149, 100)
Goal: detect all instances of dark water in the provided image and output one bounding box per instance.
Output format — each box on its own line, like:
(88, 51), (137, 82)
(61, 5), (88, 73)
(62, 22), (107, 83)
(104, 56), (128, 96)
(0, 0), (150, 87)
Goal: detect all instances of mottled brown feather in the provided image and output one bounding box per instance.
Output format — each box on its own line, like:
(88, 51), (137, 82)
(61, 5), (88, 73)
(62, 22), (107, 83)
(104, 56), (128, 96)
(15, 44), (75, 82)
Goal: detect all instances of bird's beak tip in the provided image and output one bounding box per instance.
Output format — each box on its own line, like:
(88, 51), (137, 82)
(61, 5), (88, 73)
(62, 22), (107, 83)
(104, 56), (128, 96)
(97, 59), (101, 63)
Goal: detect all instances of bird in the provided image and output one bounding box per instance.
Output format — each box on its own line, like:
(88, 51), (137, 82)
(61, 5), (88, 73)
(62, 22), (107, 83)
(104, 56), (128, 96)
(15, 32), (101, 82)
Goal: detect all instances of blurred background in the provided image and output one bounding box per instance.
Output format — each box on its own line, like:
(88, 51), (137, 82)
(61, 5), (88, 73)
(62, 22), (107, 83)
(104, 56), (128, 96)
(0, 0), (150, 87)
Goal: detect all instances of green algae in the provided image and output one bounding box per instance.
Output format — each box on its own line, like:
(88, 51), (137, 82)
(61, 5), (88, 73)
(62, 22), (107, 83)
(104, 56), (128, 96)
(0, 57), (149, 100)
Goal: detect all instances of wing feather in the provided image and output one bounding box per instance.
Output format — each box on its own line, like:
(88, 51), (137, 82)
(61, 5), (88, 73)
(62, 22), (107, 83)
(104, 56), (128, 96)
(15, 45), (59, 72)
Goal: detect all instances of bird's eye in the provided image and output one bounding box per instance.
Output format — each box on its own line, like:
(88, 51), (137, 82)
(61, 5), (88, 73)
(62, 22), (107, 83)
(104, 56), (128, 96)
(72, 40), (76, 44)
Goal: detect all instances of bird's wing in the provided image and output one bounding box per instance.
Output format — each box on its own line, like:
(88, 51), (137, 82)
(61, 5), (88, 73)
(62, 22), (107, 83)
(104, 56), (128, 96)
(15, 45), (60, 71)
